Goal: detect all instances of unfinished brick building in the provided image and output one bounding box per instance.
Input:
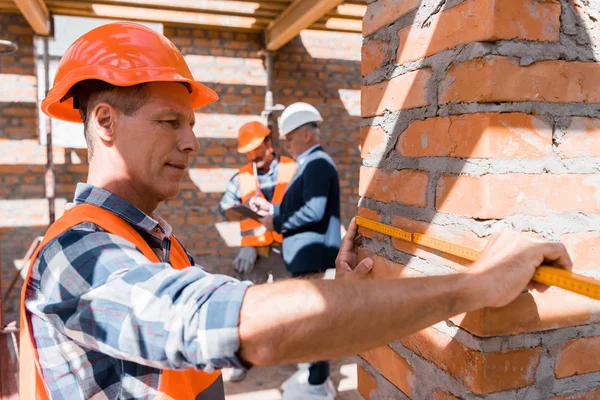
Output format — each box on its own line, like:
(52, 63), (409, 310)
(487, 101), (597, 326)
(2, 0), (600, 399)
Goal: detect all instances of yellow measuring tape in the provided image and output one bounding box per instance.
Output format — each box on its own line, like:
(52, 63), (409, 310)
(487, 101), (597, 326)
(355, 216), (600, 300)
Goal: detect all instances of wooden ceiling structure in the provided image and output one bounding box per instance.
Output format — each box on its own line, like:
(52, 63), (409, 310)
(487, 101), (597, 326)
(3, 0), (366, 50)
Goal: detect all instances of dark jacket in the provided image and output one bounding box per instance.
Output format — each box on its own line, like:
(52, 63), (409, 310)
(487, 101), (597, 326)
(273, 145), (341, 275)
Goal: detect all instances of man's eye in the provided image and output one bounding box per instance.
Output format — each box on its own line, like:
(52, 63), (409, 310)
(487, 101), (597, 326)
(162, 120), (180, 128)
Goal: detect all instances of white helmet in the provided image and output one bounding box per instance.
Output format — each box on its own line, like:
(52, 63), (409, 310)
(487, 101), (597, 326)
(279, 102), (323, 137)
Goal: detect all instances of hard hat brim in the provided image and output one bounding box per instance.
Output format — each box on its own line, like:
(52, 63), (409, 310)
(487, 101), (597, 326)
(41, 66), (219, 123)
(238, 136), (265, 154)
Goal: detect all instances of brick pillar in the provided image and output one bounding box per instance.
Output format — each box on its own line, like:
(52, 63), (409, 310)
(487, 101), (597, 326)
(359, 0), (600, 399)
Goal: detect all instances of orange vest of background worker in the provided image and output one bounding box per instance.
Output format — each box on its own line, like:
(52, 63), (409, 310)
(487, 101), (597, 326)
(220, 122), (295, 284)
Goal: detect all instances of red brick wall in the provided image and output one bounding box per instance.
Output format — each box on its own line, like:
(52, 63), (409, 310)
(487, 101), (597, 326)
(0, 15), (362, 322)
(358, 0), (600, 398)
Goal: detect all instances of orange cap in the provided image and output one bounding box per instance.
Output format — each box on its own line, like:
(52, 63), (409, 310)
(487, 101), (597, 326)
(41, 22), (219, 123)
(237, 121), (271, 153)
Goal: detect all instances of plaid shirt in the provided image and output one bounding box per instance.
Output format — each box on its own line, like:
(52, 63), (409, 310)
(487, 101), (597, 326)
(24, 183), (250, 399)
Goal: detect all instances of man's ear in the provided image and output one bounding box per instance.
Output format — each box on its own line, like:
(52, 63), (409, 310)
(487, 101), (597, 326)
(302, 127), (312, 144)
(91, 103), (116, 143)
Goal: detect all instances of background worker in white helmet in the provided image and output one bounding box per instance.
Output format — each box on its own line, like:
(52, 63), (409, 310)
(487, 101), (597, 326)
(249, 102), (342, 399)
(219, 121), (295, 381)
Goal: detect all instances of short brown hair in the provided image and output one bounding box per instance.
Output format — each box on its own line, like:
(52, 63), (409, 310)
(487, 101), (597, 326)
(72, 80), (150, 158)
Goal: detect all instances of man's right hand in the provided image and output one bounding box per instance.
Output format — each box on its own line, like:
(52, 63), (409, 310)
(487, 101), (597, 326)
(248, 196), (272, 216)
(468, 231), (572, 309)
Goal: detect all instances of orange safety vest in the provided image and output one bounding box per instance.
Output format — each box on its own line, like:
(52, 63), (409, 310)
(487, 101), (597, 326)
(238, 156), (295, 247)
(20, 204), (224, 400)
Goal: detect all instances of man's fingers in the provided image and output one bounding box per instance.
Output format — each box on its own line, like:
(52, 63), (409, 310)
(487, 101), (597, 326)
(343, 258), (373, 280)
(352, 258), (373, 277)
(527, 280), (549, 293)
(339, 262), (352, 274)
(340, 218), (358, 254)
(539, 242), (573, 271)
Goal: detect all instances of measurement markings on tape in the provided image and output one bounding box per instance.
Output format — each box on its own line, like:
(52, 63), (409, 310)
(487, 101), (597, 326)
(534, 267), (600, 300)
(412, 233), (480, 262)
(355, 216), (411, 242)
(356, 215), (600, 300)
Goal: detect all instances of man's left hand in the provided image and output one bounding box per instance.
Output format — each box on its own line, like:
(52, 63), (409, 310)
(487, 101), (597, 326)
(260, 215), (275, 231)
(335, 217), (373, 280)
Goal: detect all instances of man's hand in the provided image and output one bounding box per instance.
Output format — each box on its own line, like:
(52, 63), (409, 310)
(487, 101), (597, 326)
(335, 218), (373, 280)
(469, 231), (572, 309)
(249, 196), (272, 216)
(259, 215), (275, 232)
(234, 246), (258, 273)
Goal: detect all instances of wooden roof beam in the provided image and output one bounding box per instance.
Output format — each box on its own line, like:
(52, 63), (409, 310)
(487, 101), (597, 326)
(13, 0), (51, 35)
(265, 0), (344, 51)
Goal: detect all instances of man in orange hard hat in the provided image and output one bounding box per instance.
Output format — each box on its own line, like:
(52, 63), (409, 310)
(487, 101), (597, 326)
(218, 120), (294, 382)
(20, 21), (573, 400)
(220, 121), (294, 284)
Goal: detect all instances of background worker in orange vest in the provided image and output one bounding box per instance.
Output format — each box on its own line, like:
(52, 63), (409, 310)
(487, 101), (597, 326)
(21, 21), (573, 400)
(219, 121), (295, 382)
(219, 121), (294, 285)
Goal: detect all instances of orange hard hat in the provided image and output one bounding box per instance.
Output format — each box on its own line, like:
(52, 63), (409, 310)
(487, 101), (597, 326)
(237, 121), (271, 153)
(41, 22), (218, 123)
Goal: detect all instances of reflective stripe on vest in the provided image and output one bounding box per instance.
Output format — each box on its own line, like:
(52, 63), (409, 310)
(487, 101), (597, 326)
(19, 204), (224, 400)
(238, 156), (296, 247)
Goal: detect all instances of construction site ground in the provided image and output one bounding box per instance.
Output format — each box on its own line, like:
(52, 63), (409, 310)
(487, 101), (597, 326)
(223, 356), (361, 400)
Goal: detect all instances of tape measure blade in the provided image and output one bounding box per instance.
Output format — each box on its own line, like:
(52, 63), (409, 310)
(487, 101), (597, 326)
(356, 216), (411, 242)
(413, 233), (480, 262)
(355, 215), (600, 301)
(534, 267), (600, 300)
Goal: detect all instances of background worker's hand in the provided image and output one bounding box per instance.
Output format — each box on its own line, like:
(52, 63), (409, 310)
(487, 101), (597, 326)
(234, 246), (258, 273)
(249, 196), (273, 216)
(335, 218), (373, 280)
(469, 231), (572, 309)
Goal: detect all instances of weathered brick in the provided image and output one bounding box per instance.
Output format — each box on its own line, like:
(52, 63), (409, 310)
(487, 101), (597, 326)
(440, 56), (600, 104)
(396, 0), (560, 65)
(360, 125), (386, 158)
(561, 232), (600, 272)
(437, 174), (600, 218)
(402, 327), (542, 394)
(359, 167), (428, 207)
(358, 249), (424, 279)
(363, 0), (421, 36)
(361, 68), (432, 117)
(362, 40), (390, 75)
(390, 215), (484, 272)
(451, 289), (600, 336)
(558, 118), (600, 158)
(397, 113), (552, 159)
(359, 345), (415, 398)
(553, 336), (600, 378)
(357, 367), (379, 399)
